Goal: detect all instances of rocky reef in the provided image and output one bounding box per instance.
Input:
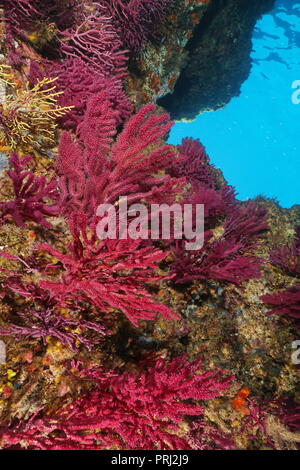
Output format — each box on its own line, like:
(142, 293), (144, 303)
(0, 0), (299, 450)
(157, 0), (276, 119)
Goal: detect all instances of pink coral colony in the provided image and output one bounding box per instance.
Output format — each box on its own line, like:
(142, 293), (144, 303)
(0, 0), (298, 452)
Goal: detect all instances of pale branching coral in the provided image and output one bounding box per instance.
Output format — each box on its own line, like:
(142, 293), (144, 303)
(0, 72), (71, 151)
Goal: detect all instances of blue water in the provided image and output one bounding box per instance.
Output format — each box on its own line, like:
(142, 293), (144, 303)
(168, 0), (300, 208)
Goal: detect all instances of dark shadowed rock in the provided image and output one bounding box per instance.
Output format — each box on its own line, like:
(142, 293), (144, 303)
(157, 0), (276, 120)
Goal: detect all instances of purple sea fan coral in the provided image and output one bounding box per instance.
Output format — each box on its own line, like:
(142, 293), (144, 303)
(1, 0), (76, 30)
(188, 420), (236, 450)
(37, 212), (178, 327)
(0, 153), (58, 228)
(261, 224), (300, 324)
(0, 258), (106, 351)
(0, 0), (42, 33)
(172, 238), (263, 285)
(270, 226), (300, 277)
(170, 140), (268, 284)
(107, 0), (171, 51)
(0, 356), (233, 450)
(222, 202), (268, 251)
(172, 137), (236, 197)
(1, 0), (88, 50)
(279, 398), (300, 433)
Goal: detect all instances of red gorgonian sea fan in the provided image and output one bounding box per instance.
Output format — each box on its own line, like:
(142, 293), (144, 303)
(0, 250), (106, 351)
(261, 229), (300, 322)
(0, 279), (106, 352)
(171, 137), (237, 210)
(57, 101), (185, 221)
(261, 285), (300, 321)
(269, 226), (300, 277)
(279, 398), (300, 434)
(170, 136), (236, 229)
(172, 201), (268, 285)
(59, 6), (128, 80)
(0, 0), (81, 33)
(0, 0), (42, 34)
(188, 420), (236, 450)
(107, 0), (171, 51)
(0, 305), (105, 352)
(0, 153), (58, 228)
(172, 137), (216, 190)
(169, 137), (268, 284)
(0, 356), (233, 450)
(29, 58), (132, 131)
(37, 212), (178, 326)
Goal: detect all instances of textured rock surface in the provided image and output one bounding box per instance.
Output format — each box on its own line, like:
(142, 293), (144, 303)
(0, 0), (299, 450)
(157, 0), (276, 120)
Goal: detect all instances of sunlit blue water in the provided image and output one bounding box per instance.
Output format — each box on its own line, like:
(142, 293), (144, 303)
(169, 0), (300, 208)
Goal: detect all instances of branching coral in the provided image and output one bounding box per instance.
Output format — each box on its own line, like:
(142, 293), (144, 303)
(106, 0), (171, 51)
(171, 137), (268, 284)
(0, 73), (71, 151)
(29, 58), (132, 130)
(0, 356), (233, 450)
(0, 0), (42, 33)
(0, 303), (105, 352)
(261, 285), (300, 321)
(171, 137), (217, 190)
(0, 0), (297, 452)
(59, 7), (128, 79)
(0, 256), (106, 351)
(37, 212), (178, 326)
(261, 226), (300, 322)
(0, 153), (58, 228)
(0, 0), (82, 37)
(270, 226), (300, 278)
(57, 101), (185, 221)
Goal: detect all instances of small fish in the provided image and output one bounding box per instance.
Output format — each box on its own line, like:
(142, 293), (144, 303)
(261, 72), (270, 80)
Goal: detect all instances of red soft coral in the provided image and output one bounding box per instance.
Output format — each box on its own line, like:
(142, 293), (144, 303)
(270, 226), (300, 278)
(107, 0), (171, 51)
(261, 284), (300, 321)
(42, 58), (131, 130)
(172, 202), (268, 284)
(59, 6), (128, 80)
(0, 280), (105, 351)
(57, 101), (185, 221)
(0, 153), (58, 228)
(38, 212), (178, 326)
(170, 139), (268, 285)
(172, 137), (216, 189)
(0, 356), (233, 450)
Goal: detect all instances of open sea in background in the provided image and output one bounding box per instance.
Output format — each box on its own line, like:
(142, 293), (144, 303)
(168, 0), (300, 208)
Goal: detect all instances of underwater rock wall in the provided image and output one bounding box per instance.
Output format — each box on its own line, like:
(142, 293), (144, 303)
(157, 0), (276, 119)
(0, 0), (299, 451)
